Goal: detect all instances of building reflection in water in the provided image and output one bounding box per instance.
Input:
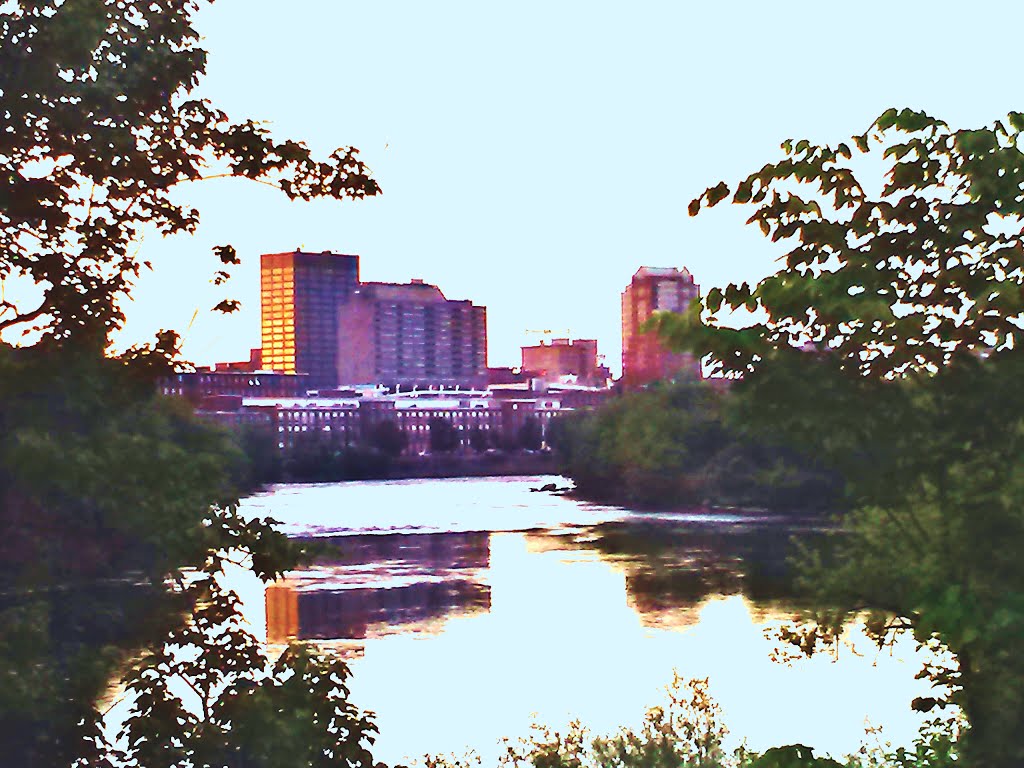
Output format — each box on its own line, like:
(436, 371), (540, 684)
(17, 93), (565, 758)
(266, 531), (491, 647)
(240, 479), (943, 766)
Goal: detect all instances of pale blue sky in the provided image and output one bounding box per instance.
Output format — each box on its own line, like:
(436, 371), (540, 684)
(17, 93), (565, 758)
(119, 0), (1024, 374)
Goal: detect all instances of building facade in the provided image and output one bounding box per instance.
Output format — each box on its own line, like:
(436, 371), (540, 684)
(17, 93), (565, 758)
(194, 386), (591, 455)
(159, 370), (309, 402)
(337, 280), (487, 389)
(260, 250), (360, 388)
(521, 338), (609, 386)
(621, 266), (700, 388)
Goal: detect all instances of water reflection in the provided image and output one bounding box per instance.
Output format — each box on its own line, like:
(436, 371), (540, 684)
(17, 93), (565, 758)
(243, 478), (936, 765)
(266, 532), (491, 650)
(528, 518), (815, 628)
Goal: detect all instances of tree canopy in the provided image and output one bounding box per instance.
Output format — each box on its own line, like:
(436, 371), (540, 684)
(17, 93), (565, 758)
(0, 1), (386, 764)
(1, 0), (379, 346)
(658, 108), (1024, 767)
(553, 379), (840, 510)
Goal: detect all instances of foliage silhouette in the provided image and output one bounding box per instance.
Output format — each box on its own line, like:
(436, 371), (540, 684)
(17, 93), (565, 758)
(553, 380), (839, 510)
(658, 108), (1024, 766)
(0, 0), (383, 764)
(1, 0), (378, 345)
(422, 674), (957, 768)
(369, 418), (409, 459)
(429, 416), (460, 453)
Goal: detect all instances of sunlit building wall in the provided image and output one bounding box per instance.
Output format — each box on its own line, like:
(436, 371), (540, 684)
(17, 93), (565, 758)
(621, 266), (700, 388)
(521, 338), (608, 386)
(260, 250), (360, 387)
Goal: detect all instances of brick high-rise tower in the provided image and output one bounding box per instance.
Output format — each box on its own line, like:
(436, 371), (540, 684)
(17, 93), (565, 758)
(621, 266), (700, 388)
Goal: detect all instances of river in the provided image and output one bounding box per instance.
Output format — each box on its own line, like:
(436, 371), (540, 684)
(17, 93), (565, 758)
(231, 474), (939, 765)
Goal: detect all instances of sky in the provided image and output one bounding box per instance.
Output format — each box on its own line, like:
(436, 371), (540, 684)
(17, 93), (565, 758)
(116, 0), (1024, 375)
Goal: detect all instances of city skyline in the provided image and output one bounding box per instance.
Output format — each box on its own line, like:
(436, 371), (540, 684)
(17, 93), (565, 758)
(107, 1), (1024, 376)
(249, 249), (684, 386)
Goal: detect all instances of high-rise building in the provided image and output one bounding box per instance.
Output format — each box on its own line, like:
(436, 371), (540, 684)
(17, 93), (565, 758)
(337, 279), (487, 389)
(621, 266), (700, 387)
(260, 250), (360, 388)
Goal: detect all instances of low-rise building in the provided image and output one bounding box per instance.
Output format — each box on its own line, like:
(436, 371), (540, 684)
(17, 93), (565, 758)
(521, 338), (610, 387)
(192, 385), (597, 455)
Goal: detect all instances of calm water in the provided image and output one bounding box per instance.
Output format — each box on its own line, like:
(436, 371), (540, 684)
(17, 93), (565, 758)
(232, 475), (938, 765)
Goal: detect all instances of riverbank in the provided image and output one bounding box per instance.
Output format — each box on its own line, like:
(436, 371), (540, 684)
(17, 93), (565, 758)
(558, 484), (837, 521)
(379, 451), (559, 479)
(261, 449), (561, 485)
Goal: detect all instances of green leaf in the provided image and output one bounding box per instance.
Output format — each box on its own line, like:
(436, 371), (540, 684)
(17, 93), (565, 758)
(706, 181), (731, 207)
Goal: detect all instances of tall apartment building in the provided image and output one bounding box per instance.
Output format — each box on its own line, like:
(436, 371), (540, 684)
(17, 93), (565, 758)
(621, 266), (700, 387)
(260, 250), (360, 388)
(337, 279), (487, 389)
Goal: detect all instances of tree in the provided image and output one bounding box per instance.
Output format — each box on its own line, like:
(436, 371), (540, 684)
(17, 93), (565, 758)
(662, 108), (1024, 766)
(553, 380), (837, 510)
(517, 416), (543, 451)
(0, 0), (384, 763)
(0, 346), (325, 766)
(1, 0), (378, 345)
(428, 416), (459, 453)
(368, 418), (408, 459)
(468, 425), (491, 453)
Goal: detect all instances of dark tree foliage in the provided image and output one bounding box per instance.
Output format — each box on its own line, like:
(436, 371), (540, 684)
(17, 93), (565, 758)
(0, 346), (321, 766)
(232, 422), (284, 488)
(662, 108), (1024, 767)
(555, 380), (839, 510)
(279, 440), (394, 483)
(0, 0), (378, 344)
(0, 0), (385, 764)
(468, 425), (490, 453)
(516, 416), (543, 451)
(368, 418), (408, 459)
(428, 416), (459, 453)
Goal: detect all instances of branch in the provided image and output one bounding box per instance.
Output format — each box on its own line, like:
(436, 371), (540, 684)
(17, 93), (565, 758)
(0, 300), (49, 332)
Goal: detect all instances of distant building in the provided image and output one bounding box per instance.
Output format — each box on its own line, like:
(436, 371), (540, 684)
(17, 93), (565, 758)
(159, 369), (309, 402)
(260, 250), (360, 388)
(192, 384), (607, 455)
(337, 279), (487, 389)
(211, 348), (262, 372)
(521, 338), (609, 387)
(621, 266), (700, 387)
(487, 367), (531, 386)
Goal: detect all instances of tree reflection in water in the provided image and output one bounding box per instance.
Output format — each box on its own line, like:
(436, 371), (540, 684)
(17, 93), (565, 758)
(241, 481), (938, 764)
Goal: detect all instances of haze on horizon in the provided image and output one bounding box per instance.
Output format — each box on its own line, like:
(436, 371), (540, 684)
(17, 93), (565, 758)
(114, 0), (1023, 376)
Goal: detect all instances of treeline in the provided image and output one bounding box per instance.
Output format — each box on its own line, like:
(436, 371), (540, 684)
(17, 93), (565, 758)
(230, 416), (551, 486)
(550, 380), (842, 512)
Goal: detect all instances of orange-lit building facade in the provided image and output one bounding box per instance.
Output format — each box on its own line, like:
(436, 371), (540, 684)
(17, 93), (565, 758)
(260, 250), (360, 387)
(621, 266), (700, 387)
(265, 531), (491, 645)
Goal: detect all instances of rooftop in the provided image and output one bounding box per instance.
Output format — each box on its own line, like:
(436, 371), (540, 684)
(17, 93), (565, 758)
(633, 266), (693, 280)
(356, 280), (448, 303)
